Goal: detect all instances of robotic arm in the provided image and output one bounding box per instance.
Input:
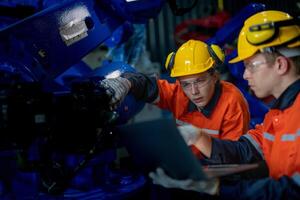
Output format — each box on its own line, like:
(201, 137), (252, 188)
(0, 0), (165, 198)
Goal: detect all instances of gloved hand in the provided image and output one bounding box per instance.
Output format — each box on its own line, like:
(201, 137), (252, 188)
(99, 77), (131, 110)
(149, 168), (219, 195)
(177, 124), (202, 145)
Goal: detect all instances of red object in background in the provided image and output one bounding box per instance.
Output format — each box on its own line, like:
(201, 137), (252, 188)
(174, 11), (231, 46)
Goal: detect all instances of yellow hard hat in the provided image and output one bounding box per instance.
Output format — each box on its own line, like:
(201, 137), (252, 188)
(229, 10), (300, 63)
(165, 40), (224, 77)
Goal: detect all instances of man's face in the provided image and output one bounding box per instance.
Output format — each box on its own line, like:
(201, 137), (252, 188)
(243, 53), (277, 98)
(178, 72), (217, 108)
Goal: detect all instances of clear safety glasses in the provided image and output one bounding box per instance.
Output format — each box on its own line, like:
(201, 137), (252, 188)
(180, 74), (212, 90)
(244, 60), (270, 73)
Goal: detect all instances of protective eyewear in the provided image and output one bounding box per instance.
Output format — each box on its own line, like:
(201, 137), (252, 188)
(244, 60), (269, 73)
(180, 75), (212, 90)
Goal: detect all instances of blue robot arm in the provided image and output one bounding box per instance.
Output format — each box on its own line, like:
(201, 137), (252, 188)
(0, 0), (165, 198)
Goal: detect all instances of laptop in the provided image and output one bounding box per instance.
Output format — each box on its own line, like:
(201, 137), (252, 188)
(116, 118), (258, 180)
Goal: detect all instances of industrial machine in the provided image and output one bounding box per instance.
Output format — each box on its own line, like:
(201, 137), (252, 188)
(0, 0), (165, 198)
(0, 0), (268, 199)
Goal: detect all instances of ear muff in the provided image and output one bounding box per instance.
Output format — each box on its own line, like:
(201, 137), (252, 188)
(165, 52), (176, 71)
(246, 18), (300, 46)
(246, 22), (278, 45)
(207, 44), (224, 66)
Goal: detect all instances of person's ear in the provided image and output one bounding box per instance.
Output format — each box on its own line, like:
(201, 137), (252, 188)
(276, 56), (289, 75)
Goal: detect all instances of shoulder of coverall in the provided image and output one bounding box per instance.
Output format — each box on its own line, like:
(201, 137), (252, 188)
(221, 81), (249, 107)
(155, 78), (185, 104)
(241, 79), (300, 158)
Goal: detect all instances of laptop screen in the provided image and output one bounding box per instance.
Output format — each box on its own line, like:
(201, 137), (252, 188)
(116, 118), (207, 180)
(116, 118), (259, 180)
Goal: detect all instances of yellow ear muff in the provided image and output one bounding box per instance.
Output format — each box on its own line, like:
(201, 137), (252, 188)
(246, 22), (277, 45)
(207, 44), (224, 66)
(165, 52), (176, 71)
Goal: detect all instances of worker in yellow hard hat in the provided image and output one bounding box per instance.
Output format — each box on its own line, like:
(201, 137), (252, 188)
(100, 39), (250, 158)
(149, 10), (300, 199)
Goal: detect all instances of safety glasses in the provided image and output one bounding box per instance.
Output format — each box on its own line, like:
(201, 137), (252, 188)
(180, 74), (212, 90)
(244, 60), (270, 73)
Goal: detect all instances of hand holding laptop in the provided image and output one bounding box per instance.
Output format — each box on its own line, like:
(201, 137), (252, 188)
(118, 118), (258, 186)
(149, 167), (220, 195)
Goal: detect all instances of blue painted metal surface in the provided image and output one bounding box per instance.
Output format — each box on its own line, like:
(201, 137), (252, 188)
(0, 1), (38, 7)
(104, 0), (166, 23)
(0, 0), (123, 84)
(0, 0), (165, 198)
(104, 22), (134, 47)
(0, 149), (146, 199)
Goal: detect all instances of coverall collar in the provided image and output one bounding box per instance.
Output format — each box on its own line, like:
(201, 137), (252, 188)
(271, 79), (300, 110)
(188, 80), (222, 117)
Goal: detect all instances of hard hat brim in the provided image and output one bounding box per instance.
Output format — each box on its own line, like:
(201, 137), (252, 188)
(228, 56), (244, 63)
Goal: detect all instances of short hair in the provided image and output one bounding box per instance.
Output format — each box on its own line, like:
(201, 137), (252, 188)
(263, 52), (300, 75)
(290, 56), (300, 75)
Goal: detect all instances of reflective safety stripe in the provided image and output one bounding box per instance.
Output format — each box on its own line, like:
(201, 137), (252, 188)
(175, 119), (219, 135)
(292, 172), (300, 187)
(202, 128), (219, 135)
(176, 119), (190, 126)
(263, 132), (275, 141)
(242, 134), (264, 159)
(281, 129), (300, 141)
(281, 134), (296, 141)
